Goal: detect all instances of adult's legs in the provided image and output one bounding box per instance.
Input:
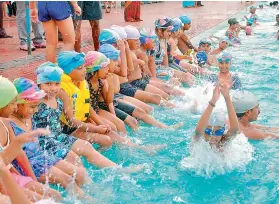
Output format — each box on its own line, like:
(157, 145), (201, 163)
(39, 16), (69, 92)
(56, 17), (75, 52)
(16, 1), (34, 48)
(89, 20), (100, 50)
(42, 19), (58, 62)
(0, 2), (12, 38)
(31, 18), (45, 46)
(73, 20), (82, 52)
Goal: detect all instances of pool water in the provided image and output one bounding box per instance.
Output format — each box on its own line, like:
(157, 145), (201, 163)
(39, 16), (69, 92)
(61, 7), (279, 204)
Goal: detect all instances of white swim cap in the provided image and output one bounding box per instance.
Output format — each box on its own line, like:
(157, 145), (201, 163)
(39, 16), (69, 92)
(124, 25), (140, 40)
(232, 90), (259, 114)
(110, 25), (127, 39)
(208, 110), (226, 127)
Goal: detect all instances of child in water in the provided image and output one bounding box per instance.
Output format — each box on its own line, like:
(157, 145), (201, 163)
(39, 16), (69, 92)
(193, 83), (239, 150)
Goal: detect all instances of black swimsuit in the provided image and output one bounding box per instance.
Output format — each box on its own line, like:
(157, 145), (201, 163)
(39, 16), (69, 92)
(88, 79), (103, 113)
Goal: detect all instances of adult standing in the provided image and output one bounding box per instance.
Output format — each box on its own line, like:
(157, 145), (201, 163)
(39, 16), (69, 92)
(72, 1), (102, 52)
(124, 1), (142, 22)
(16, 1), (45, 51)
(30, 1), (81, 62)
(0, 1), (12, 38)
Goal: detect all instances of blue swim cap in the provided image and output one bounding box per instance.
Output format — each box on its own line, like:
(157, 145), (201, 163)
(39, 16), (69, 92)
(99, 29), (120, 46)
(171, 18), (183, 32)
(57, 51), (85, 74)
(99, 44), (120, 61)
(196, 51), (208, 65)
(249, 5), (256, 9)
(217, 51), (232, 63)
(36, 62), (63, 84)
(179, 15), (191, 24)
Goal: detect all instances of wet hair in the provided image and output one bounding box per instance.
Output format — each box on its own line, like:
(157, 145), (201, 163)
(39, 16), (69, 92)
(236, 112), (246, 118)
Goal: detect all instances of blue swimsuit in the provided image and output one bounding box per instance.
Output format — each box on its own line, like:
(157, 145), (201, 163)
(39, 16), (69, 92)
(32, 98), (77, 151)
(10, 122), (62, 178)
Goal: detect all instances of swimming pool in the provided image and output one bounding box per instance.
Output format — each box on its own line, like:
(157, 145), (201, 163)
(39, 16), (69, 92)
(61, 7), (279, 204)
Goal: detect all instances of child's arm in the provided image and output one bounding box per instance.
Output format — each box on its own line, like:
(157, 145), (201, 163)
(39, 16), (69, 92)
(136, 51), (152, 77)
(101, 79), (114, 105)
(58, 89), (106, 134)
(162, 42), (169, 67)
(70, 1), (81, 15)
(148, 55), (157, 78)
(0, 156), (31, 204)
(220, 84), (239, 143)
(125, 41), (134, 73)
(180, 32), (198, 51)
(194, 85), (221, 140)
(114, 40), (128, 77)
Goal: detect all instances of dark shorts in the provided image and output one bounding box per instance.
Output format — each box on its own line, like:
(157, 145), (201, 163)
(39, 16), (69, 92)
(119, 82), (140, 97)
(38, 1), (71, 22)
(114, 93), (124, 99)
(130, 78), (149, 91)
(71, 1), (102, 20)
(99, 101), (136, 121)
(62, 125), (77, 135)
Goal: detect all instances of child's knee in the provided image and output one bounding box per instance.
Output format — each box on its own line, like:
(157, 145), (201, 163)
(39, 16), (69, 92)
(100, 135), (113, 147)
(134, 107), (146, 118)
(125, 116), (138, 128)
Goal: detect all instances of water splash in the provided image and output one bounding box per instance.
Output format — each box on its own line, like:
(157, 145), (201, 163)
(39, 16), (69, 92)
(180, 133), (254, 177)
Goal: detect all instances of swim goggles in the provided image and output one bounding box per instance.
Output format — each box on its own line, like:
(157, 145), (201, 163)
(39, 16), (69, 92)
(199, 38), (212, 47)
(217, 58), (231, 63)
(204, 126), (225, 136)
(155, 17), (174, 31)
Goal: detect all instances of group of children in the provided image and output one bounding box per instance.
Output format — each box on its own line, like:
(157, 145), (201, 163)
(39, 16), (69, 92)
(0, 4), (278, 203)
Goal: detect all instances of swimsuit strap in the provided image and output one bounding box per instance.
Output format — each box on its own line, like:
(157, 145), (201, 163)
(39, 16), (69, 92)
(0, 119), (10, 149)
(0, 119), (12, 169)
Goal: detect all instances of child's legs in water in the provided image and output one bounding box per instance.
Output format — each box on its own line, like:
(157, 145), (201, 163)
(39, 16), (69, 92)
(22, 188), (43, 202)
(100, 117), (117, 132)
(71, 128), (113, 148)
(119, 99), (169, 128)
(24, 181), (62, 202)
(121, 96), (153, 113)
(54, 159), (86, 187)
(71, 139), (117, 168)
(38, 166), (85, 198)
(134, 90), (162, 105)
(172, 69), (194, 85)
(98, 109), (127, 134)
(144, 84), (169, 100)
(148, 79), (184, 96)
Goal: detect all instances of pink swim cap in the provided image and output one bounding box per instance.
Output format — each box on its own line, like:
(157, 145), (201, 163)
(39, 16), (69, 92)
(245, 26), (252, 35)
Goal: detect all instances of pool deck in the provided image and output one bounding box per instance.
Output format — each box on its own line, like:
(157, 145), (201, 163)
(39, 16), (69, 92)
(0, 1), (252, 80)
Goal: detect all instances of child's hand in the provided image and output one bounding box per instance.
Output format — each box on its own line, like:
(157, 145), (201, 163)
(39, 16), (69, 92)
(117, 40), (126, 52)
(220, 83), (231, 99)
(124, 40), (130, 50)
(211, 83), (221, 103)
(104, 124), (111, 133)
(16, 129), (50, 144)
(95, 125), (109, 134)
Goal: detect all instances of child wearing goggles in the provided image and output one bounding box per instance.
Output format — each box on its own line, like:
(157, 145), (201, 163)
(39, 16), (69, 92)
(193, 83), (239, 149)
